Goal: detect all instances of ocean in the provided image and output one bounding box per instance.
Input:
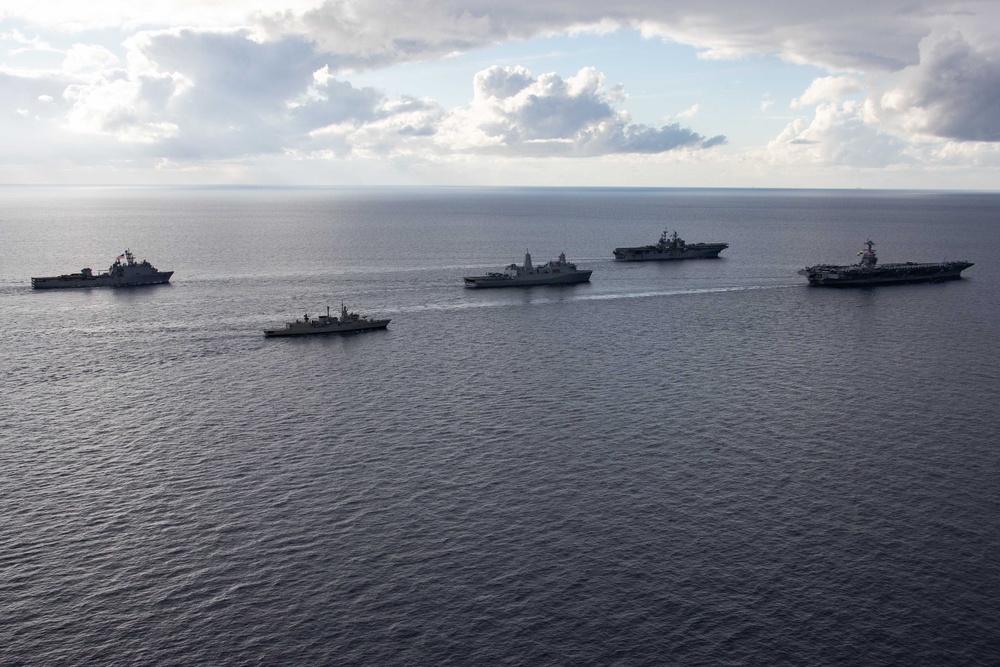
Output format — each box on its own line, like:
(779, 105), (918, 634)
(2, 186), (999, 665)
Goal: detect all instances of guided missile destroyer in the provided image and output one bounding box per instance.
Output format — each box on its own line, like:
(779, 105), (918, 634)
(31, 250), (173, 289)
(799, 240), (973, 287)
(613, 230), (728, 261)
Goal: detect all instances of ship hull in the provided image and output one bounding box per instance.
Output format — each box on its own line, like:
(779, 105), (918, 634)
(264, 320), (390, 337)
(799, 262), (973, 287)
(31, 271), (174, 289)
(613, 243), (728, 261)
(463, 271), (592, 288)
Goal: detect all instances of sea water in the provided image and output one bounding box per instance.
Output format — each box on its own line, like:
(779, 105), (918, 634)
(2, 187), (999, 665)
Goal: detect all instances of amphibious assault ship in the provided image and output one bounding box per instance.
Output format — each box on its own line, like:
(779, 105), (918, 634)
(613, 230), (728, 261)
(463, 251), (592, 288)
(31, 250), (173, 289)
(264, 303), (390, 337)
(799, 240), (974, 287)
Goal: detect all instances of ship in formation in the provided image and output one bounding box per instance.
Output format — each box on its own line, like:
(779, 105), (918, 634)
(264, 303), (390, 337)
(463, 251), (592, 288)
(613, 230), (728, 261)
(28, 235), (979, 334)
(31, 250), (173, 289)
(799, 240), (974, 287)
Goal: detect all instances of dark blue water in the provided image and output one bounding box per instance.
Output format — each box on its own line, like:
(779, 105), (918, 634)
(2, 187), (999, 665)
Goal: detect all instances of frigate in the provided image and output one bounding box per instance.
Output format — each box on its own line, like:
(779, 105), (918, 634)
(264, 303), (390, 337)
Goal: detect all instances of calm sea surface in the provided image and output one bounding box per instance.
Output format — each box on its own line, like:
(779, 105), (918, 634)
(2, 187), (999, 666)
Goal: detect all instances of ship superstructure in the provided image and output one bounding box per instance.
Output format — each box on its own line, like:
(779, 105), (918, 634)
(463, 251), (592, 288)
(264, 303), (390, 337)
(613, 230), (728, 261)
(799, 240), (973, 287)
(31, 250), (173, 289)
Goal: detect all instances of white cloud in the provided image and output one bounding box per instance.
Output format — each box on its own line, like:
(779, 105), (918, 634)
(868, 32), (1000, 142)
(432, 66), (723, 156)
(0, 0), (325, 31)
(27, 31), (724, 162)
(2, 0), (1000, 184)
(62, 44), (120, 73)
(246, 0), (1000, 74)
(766, 101), (909, 168)
(63, 75), (180, 142)
(313, 64), (334, 86)
(676, 103), (700, 119)
(791, 75), (863, 108)
(2, 28), (60, 54)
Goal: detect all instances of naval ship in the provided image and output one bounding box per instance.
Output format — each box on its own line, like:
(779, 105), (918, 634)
(799, 240), (974, 287)
(463, 251), (592, 288)
(31, 250), (173, 289)
(264, 303), (390, 337)
(613, 230), (728, 261)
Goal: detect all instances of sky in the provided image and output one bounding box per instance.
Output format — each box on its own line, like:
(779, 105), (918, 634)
(1, 0), (999, 188)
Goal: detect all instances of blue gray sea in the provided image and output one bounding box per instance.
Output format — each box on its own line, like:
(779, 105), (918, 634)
(2, 186), (999, 665)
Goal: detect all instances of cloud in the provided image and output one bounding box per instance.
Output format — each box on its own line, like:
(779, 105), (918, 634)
(870, 32), (1000, 142)
(676, 103), (700, 119)
(251, 1), (1000, 149)
(62, 43), (120, 73)
(1, 28), (60, 54)
(791, 75), (863, 108)
(436, 65), (723, 156)
(0, 0), (324, 31)
(309, 95), (445, 158)
(3, 0), (1000, 184)
(7, 1), (1000, 81)
(36, 34), (724, 162)
(766, 101), (909, 168)
(51, 28), (387, 158)
(251, 0), (992, 74)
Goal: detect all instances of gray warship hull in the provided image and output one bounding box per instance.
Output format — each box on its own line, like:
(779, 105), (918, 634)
(612, 243), (728, 261)
(799, 261), (973, 286)
(32, 250), (172, 289)
(264, 304), (390, 337)
(264, 319), (390, 337)
(31, 271), (173, 289)
(463, 271), (592, 288)
(464, 251), (591, 288)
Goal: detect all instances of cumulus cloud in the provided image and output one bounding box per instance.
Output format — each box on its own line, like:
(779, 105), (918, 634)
(870, 32), (1000, 142)
(766, 101), (909, 168)
(436, 65), (723, 156)
(310, 95), (445, 158)
(2, 28), (60, 54)
(51, 28), (387, 158)
(676, 103), (700, 119)
(2, 0), (1000, 182)
(249, 0), (996, 74)
(791, 75), (864, 108)
(62, 44), (119, 73)
(252, 1), (1000, 152)
(0, 0), (324, 31)
(31, 32), (723, 163)
(6, 2), (1000, 85)
(255, 0), (1000, 154)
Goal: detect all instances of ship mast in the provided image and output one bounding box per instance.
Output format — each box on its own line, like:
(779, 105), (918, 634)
(859, 240), (878, 269)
